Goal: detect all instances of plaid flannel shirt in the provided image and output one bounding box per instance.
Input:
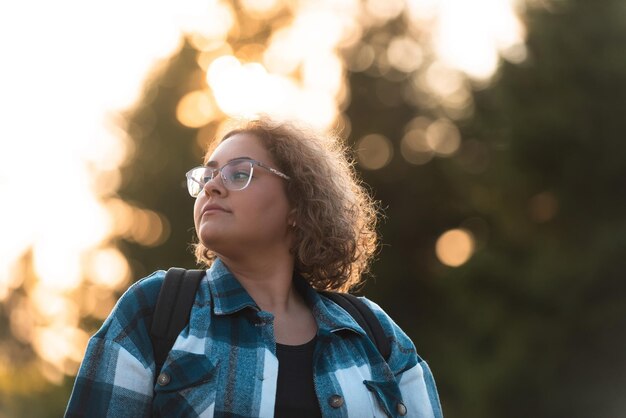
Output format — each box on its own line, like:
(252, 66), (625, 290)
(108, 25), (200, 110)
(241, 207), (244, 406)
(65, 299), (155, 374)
(65, 259), (443, 417)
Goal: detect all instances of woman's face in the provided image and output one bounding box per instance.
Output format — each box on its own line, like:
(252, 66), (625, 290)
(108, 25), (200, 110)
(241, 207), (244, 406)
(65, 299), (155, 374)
(193, 133), (293, 258)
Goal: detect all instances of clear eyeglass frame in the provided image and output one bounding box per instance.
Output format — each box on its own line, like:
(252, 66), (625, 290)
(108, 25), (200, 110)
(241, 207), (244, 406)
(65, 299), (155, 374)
(185, 158), (290, 197)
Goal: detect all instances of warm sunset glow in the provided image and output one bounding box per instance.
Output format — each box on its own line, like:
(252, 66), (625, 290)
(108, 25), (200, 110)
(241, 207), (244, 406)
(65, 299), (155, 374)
(206, 54), (340, 129)
(0, 0), (217, 380)
(32, 325), (90, 377)
(240, 0), (281, 16)
(196, 2), (365, 129)
(432, 0), (526, 80)
(208, 56), (285, 117)
(85, 248), (131, 290)
(0, 0), (529, 387)
(178, 0), (234, 42)
(402, 0), (525, 123)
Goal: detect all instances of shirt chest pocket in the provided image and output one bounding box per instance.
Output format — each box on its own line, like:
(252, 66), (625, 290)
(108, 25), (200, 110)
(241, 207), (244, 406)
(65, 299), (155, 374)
(152, 353), (220, 418)
(364, 378), (409, 418)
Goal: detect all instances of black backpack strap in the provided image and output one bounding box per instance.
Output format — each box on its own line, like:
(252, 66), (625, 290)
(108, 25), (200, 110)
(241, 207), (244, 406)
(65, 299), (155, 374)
(321, 291), (391, 361)
(150, 268), (205, 379)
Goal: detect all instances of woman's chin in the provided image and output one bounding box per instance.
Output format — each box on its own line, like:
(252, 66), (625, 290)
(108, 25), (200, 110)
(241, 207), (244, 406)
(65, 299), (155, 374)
(197, 222), (228, 242)
(198, 234), (219, 248)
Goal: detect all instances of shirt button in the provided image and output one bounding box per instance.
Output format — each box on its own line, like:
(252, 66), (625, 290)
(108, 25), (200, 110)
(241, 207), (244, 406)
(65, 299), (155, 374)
(156, 372), (171, 386)
(328, 394), (344, 408)
(397, 402), (407, 416)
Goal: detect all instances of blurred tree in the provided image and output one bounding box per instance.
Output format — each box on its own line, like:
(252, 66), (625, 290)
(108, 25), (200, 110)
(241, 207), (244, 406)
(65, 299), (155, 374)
(115, 44), (205, 277)
(346, 0), (626, 417)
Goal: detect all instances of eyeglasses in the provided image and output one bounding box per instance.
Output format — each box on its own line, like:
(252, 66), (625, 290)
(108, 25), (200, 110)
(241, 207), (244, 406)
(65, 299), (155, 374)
(185, 158), (290, 197)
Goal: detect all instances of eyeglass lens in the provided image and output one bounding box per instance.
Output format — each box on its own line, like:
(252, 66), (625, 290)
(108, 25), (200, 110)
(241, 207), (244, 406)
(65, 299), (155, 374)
(187, 160), (253, 196)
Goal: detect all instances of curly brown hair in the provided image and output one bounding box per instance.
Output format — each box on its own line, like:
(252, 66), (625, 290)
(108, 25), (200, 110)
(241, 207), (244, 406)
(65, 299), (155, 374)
(193, 116), (380, 292)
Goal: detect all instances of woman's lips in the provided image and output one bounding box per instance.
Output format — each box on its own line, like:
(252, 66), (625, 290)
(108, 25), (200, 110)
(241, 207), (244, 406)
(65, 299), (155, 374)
(201, 203), (230, 215)
(202, 208), (226, 215)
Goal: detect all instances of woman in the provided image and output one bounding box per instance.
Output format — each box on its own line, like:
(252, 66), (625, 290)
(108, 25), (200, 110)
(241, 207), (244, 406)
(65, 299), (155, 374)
(65, 116), (443, 417)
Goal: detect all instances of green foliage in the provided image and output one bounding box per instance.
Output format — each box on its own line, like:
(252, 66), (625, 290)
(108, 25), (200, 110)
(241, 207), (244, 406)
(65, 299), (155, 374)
(116, 44), (207, 277)
(1, 373), (75, 418)
(349, 1), (626, 417)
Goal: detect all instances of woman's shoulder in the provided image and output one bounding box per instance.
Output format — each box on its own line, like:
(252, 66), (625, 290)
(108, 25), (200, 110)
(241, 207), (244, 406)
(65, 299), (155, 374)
(357, 296), (443, 417)
(127, 270), (167, 297)
(355, 296), (422, 370)
(355, 297), (407, 334)
(116, 270), (167, 314)
(93, 270), (167, 340)
(77, 270), (168, 367)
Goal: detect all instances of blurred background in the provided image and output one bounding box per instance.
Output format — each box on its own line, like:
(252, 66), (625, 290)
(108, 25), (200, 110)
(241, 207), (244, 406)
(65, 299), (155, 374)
(1, 0), (625, 416)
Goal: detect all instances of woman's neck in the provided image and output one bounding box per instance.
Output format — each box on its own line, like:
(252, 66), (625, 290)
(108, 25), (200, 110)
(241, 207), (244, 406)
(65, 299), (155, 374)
(218, 252), (297, 314)
(217, 252), (318, 345)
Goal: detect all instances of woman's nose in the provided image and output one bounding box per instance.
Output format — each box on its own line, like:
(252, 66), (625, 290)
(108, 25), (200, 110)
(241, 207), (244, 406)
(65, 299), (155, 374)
(203, 173), (226, 196)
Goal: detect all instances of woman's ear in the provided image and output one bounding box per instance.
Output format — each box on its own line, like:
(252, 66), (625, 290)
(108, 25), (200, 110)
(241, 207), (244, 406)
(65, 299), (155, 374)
(287, 208), (297, 227)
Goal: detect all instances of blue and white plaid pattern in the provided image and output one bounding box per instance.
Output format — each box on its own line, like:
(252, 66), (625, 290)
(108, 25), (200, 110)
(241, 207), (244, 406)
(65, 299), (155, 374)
(65, 259), (443, 417)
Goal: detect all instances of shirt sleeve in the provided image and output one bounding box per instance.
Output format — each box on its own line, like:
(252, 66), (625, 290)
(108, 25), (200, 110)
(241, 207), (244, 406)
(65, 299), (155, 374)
(64, 338), (153, 418)
(64, 271), (166, 418)
(360, 297), (444, 418)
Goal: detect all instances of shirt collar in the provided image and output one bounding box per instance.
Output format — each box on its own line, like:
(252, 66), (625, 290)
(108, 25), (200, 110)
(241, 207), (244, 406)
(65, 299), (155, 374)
(294, 276), (366, 337)
(207, 258), (365, 337)
(207, 258), (259, 315)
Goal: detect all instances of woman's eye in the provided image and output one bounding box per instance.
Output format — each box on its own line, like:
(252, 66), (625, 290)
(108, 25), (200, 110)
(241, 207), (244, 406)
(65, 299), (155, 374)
(231, 171), (250, 180)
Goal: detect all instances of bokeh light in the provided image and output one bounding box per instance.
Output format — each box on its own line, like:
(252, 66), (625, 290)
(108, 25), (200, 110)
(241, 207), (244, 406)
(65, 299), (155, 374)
(356, 134), (395, 170)
(432, 0), (526, 80)
(436, 228), (476, 267)
(528, 191), (559, 223)
(240, 0), (281, 17)
(176, 90), (218, 128)
(401, 129), (435, 165)
(178, 0), (234, 42)
(426, 118), (462, 156)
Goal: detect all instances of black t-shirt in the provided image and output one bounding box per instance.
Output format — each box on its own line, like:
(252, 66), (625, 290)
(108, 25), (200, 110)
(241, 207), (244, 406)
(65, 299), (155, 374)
(274, 336), (322, 417)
